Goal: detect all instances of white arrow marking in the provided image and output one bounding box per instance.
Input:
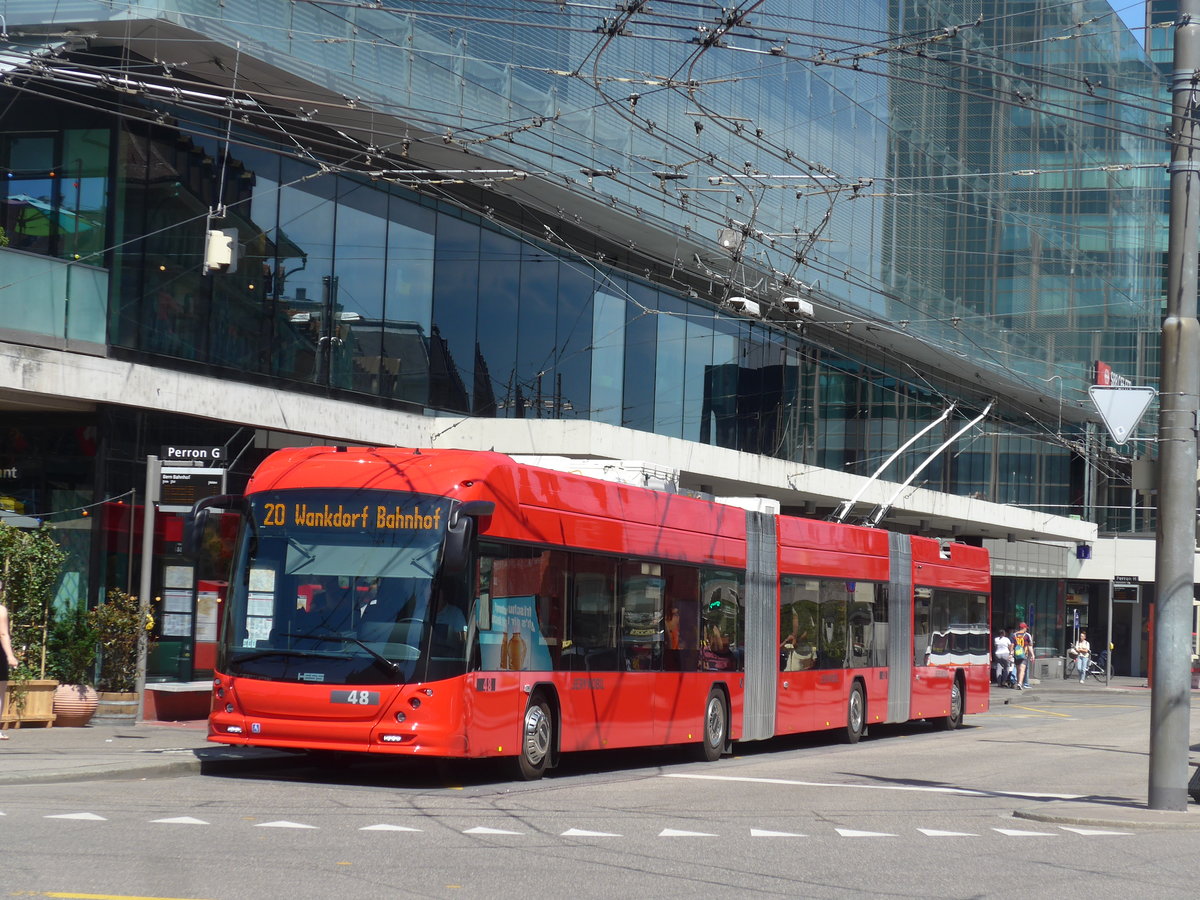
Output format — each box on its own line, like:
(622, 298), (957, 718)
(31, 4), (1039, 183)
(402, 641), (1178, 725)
(464, 826), (523, 835)
(660, 828), (717, 837)
(918, 829), (978, 837)
(750, 829), (806, 837)
(1059, 826), (1132, 836)
(152, 816), (209, 825)
(360, 824), (423, 832)
(46, 812), (107, 821)
(561, 828), (621, 837)
(255, 820), (317, 829)
(993, 828), (1056, 837)
(836, 828), (896, 837)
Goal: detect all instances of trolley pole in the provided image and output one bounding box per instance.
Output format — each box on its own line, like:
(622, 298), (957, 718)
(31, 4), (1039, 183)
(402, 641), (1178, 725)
(1149, 0), (1200, 812)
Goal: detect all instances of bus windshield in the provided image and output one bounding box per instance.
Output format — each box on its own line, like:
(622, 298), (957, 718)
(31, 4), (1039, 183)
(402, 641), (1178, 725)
(220, 489), (462, 685)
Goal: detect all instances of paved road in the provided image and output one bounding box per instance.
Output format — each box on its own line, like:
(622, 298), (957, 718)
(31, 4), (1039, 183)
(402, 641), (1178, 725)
(2, 676), (1198, 898)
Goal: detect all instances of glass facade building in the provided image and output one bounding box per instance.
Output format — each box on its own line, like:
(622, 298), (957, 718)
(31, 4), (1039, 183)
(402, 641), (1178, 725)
(0, 2), (1171, 677)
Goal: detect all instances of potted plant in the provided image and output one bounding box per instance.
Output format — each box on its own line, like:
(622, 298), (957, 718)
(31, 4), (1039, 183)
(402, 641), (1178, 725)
(48, 602), (100, 726)
(0, 523), (64, 729)
(89, 588), (152, 725)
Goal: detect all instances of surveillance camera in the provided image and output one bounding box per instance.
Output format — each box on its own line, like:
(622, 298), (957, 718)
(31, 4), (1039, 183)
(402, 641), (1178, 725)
(727, 296), (761, 316)
(781, 296), (814, 317)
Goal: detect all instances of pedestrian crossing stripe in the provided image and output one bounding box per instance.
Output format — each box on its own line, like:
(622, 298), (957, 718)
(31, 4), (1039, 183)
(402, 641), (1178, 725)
(993, 828), (1056, 836)
(917, 829), (978, 836)
(561, 828), (621, 837)
(152, 816), (209, 825)
(750, 829), (806, 837)
(1059, 826), (1131, 835)
(836, 828), (896, 837)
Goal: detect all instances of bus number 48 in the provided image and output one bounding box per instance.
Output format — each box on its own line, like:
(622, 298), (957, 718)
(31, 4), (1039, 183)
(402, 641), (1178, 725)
(332, 690), (380, 705)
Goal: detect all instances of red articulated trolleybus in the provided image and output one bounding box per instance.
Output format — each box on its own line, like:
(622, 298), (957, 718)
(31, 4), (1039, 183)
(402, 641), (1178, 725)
(189, 446), (990, 779)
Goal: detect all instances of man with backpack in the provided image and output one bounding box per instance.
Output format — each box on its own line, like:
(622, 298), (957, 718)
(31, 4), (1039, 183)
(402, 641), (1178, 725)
(1012, 622), (1034, 689)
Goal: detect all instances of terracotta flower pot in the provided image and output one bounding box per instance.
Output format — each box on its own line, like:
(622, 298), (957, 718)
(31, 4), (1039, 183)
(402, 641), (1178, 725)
(52, 683), (100, 727)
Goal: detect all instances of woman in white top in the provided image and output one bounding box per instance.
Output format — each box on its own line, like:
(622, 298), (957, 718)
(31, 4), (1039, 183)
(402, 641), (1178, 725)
(1074, 631), (1091, 683)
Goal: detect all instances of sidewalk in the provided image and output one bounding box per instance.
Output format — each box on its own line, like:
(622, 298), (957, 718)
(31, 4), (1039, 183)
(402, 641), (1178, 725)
(0, 718), (301, 786)
(991, 672), (1200, 830)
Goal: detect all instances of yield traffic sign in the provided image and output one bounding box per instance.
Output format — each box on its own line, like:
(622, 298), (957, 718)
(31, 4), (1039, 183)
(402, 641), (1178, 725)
(1089, 385), (1157, 445)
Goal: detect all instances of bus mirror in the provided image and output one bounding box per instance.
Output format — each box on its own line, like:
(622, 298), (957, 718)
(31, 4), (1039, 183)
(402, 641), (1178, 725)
(183, 494), (248, 560)
(450, 500), (495, 527)
(443, 500), (491, 575)
(442, 515), (475, 576)
(182, 508), (210, 560)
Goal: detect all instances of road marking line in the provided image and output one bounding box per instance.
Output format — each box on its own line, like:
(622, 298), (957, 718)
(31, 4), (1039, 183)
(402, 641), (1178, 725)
(750, 829), (806, 837)
(663, 772), (1081, 800)
(561, 828), (621, 837)
(151, 817), (209, 825)
(1059, 826), (1132, 835)
(660, 828), (716, 837)
(836, 828), (896, 837)
(993, 828), (1057, 836)
(464, 826), (523, 835)
(360, 824), (422, 832)
(254, 820), (317, 829)
(43, 893), (212, 900)
(46, 813), (107, 821)
(1009, 705), (1071, 718)
(918, 829), (978, 836)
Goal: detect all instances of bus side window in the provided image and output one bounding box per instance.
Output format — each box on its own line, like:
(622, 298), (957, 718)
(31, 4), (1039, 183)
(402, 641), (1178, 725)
(663, 565), (699, 672)
(567, 556), (616, 670)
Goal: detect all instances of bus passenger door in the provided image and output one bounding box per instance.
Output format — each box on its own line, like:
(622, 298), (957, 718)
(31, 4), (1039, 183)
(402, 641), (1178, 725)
(910, 587), (943, 717)
(777, 580), (817, 734)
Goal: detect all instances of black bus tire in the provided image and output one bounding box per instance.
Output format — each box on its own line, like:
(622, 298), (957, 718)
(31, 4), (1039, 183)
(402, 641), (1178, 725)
(938, 677), (964, 731)
(696, 688), (728, 762)
(844, 682), (865, 743)
(515, 695), (553, 780)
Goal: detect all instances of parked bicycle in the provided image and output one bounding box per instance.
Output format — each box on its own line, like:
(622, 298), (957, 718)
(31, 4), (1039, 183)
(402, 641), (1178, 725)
(1087, 650), (1108, 683)
(1065, 647), (1108, 683)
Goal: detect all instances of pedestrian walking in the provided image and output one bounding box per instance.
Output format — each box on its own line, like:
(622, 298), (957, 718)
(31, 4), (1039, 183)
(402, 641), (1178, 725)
(993, 629), (1013, 686)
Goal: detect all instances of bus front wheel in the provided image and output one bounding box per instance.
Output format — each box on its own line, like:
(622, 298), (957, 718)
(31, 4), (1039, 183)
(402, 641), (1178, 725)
(696, 689), (728, 762)
(515, 696), (553, 780)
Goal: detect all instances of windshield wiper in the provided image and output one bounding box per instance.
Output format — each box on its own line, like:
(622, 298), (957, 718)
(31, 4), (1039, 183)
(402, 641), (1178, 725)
(279, 632), (403, 679)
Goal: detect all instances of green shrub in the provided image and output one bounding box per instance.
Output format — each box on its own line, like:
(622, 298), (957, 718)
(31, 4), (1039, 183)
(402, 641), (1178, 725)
(48, 602), (99, 685)
(89, 589), (150, 692)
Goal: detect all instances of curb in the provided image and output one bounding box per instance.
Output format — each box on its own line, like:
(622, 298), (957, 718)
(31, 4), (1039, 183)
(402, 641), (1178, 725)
(1014, 804), (1200, 831)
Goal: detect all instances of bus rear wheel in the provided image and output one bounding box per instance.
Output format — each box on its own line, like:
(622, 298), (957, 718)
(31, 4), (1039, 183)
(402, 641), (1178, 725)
(844, 682), (865, 743)
(696, 689), (728, 762)
(938, 678), (963, 731)
(515, 696), (553, 780)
